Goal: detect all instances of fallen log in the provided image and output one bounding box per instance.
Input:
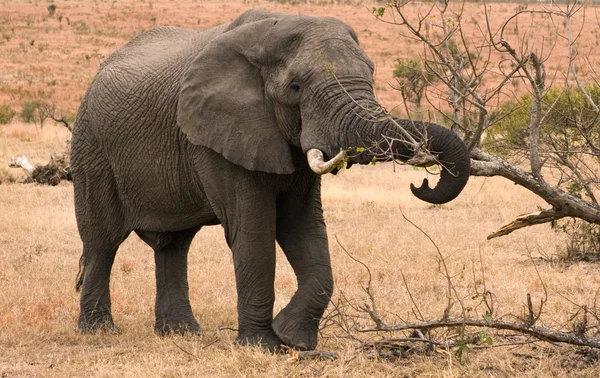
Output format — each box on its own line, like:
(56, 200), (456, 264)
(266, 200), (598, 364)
(9, 155), (35, 175)
(9, 153), (71, 186)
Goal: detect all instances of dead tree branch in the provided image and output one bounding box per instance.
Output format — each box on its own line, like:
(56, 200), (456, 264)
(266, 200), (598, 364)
(42, 103), (72, 132)
(354, 317), (600, 349)
(471, 148), (600, 238)
(9, 155), (36, 176)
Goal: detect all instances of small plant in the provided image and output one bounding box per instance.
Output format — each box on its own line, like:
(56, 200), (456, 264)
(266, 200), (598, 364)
(47, 4), (57, 17)
(0, 102), (16, 124)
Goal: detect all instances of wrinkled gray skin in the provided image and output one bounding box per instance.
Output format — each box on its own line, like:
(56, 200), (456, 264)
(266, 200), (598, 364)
(71, 9), (470, 351)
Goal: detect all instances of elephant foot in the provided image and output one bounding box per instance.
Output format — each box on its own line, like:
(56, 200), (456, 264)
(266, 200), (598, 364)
(272, 309), (318, 351)
(77, 313), (121, 334)
(236, 329), (281, 352)
(155, 318), (201, 336)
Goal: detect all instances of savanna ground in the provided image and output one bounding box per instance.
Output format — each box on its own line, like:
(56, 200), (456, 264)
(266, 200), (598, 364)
(1, 0), (600, 376)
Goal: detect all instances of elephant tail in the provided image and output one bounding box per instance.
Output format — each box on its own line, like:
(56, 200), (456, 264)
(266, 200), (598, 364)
(75, 255), (85, 292)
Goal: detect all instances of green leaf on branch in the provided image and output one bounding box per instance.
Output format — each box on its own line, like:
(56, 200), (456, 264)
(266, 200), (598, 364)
(372, 7), (385, 18)
(477, 331), (494, 346)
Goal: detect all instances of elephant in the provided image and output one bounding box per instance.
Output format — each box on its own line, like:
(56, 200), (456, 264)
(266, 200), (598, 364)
(71, 8), (470, 351)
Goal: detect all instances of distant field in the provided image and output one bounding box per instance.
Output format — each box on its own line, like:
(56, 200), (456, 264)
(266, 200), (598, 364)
(2, 0), (598, 115)
(1, 1), (600, 377)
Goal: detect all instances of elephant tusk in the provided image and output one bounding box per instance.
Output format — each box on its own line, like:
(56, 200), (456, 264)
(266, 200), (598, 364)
(306, 149), (346, 175)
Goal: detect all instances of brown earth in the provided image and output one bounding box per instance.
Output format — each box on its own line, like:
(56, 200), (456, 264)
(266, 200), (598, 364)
(1, 1), (600, 377)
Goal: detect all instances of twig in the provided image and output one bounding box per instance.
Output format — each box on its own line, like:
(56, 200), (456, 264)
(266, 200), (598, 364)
(526, 246), (548, 325)
(334, 235), (387, 329)
(401, 271), (425, 322)
(172, 340), (199, 359)
(363, 337), (444, 348)
(172, 337), (219, 359)
(399, 209), (461, 319)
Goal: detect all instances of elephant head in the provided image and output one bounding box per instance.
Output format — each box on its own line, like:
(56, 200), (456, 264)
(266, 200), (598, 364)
(177, 9), (470, 204)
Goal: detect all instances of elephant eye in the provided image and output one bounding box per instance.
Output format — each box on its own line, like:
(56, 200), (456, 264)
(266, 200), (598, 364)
(290, 82), (301, 93)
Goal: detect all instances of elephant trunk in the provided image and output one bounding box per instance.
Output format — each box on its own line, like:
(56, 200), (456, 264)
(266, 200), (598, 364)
(304, 114), (469, 204)
(347, 117), (470, 204)
(301, 78), (470, 204)
(397, 120), (470, 204)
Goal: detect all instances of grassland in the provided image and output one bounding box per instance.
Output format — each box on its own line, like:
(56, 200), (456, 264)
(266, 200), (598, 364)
(1, 1), (600, 377)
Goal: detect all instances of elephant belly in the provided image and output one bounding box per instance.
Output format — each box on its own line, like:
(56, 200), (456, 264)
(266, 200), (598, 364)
(135, 206), (220, 232)
(112, 156), (220, 232)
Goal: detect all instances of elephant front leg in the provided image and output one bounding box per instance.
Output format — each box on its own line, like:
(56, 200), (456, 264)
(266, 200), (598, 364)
(273, 178), (333, 351)
(224, 199), (281, 351)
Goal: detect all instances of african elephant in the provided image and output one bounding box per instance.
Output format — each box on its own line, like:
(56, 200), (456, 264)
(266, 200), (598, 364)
(71, 8), (470, 351)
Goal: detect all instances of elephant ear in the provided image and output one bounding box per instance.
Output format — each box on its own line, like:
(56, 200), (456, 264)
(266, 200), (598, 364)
(177, 18), (295, 175)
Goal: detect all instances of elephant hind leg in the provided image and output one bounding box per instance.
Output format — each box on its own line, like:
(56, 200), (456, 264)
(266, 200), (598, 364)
(136, 227), (201, 336)
(73, 142), (130, 334)
(76, 216), (128, 333)
(77, 239), (125, 333)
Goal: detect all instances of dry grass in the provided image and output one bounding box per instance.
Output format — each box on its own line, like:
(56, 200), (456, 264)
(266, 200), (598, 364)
(2, 0), (600, 376)
(2, 126), (600, 376)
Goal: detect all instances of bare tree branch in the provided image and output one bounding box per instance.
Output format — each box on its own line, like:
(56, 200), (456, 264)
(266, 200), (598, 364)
(354, 317), (600, 349)
(42, 103), (72, 132)
(487, 209), (566, 240)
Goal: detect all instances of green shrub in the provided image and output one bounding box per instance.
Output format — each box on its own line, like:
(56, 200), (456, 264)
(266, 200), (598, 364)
(0, 102), (16, 124)
(20, 101), (39, 123)
(20, 101), (48, 127)
(485, 84), (600, 159)
(72, 20), (90, 35)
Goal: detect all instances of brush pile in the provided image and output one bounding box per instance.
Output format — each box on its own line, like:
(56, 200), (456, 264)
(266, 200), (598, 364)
(9, 153), (71, 185)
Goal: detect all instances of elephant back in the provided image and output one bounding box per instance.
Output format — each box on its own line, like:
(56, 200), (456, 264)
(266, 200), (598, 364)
(98, 26), (212, 80)
(75, 26), (222, 138)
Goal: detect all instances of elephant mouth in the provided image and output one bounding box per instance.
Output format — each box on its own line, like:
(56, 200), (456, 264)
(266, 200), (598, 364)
(306, 149), (346, 175)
